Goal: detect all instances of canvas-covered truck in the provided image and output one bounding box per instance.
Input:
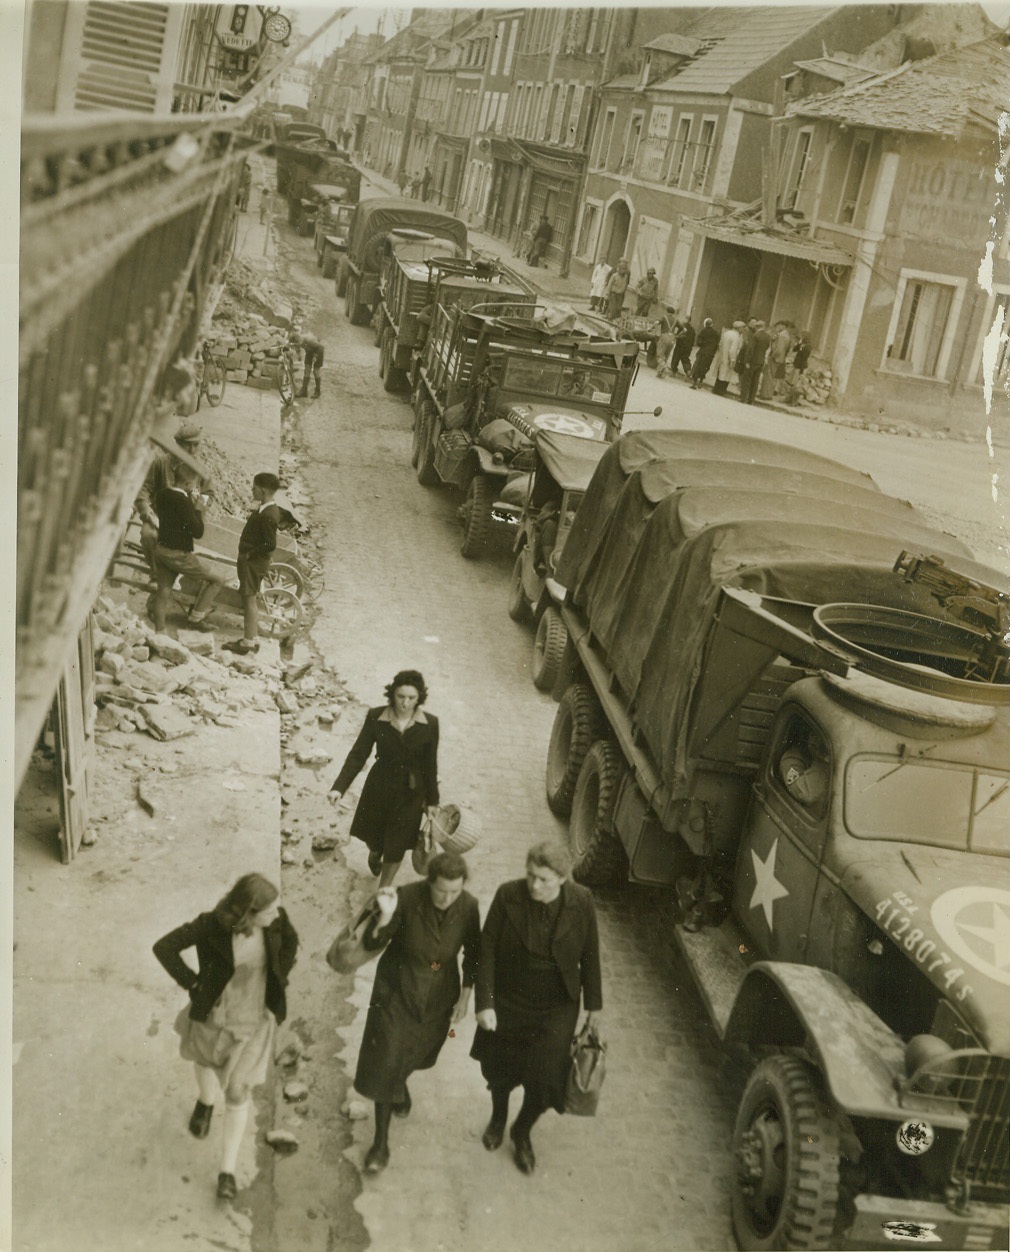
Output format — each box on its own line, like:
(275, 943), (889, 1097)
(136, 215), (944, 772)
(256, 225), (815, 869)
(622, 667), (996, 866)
(337, 197), (467, 327)
(412, 303), (641, 558)
(375, 254), (534, 394)
(272, 121), (360, 233)
(546, 429), (1010, 1251)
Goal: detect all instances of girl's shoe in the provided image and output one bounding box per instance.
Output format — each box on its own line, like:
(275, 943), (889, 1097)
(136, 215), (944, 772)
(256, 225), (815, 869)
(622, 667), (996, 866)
(217, 1172), (238, 1200)
(189, 1100), (214, 1139)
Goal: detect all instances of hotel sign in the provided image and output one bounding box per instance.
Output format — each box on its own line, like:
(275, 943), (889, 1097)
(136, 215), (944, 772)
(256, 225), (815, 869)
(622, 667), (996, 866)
(899, 156), (993, 250)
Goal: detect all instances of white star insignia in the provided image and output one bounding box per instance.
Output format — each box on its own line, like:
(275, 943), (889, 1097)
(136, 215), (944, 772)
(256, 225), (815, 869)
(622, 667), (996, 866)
(750, 838), (790, 930)
(958, 903), (1010, 970)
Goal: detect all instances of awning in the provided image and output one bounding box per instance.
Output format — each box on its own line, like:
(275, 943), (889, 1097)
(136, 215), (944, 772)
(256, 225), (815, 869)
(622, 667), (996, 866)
(683, 217), (854, 267)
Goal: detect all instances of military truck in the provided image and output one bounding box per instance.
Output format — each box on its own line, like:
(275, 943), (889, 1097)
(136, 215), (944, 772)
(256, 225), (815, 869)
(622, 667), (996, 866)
(374, 254), (533, 394)
(313, 194), (356, 278)
(273, 128), (360, 232)
(412, 303), (640, 558)
(545, 429), (1010, 1251)
(337, 197), (467, 328)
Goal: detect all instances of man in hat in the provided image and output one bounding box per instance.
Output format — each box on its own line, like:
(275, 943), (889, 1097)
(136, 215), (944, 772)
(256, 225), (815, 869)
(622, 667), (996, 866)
(635, 268), (659, 316)
(135, 420), (210, 580)
(604, 259), (630, 320)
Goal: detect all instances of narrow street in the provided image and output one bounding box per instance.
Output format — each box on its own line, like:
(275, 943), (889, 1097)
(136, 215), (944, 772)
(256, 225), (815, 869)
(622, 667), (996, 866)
(261, 166), (1007, 1252)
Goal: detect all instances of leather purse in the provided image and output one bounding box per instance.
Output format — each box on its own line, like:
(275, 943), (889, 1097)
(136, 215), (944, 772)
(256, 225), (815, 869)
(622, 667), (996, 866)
(325, 899), (382, 974)
(564, 1022), (607, 1117)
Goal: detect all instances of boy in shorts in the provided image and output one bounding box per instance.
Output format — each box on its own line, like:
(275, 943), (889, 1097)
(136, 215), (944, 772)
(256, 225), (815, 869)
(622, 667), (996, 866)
(222, 473), (282, 654)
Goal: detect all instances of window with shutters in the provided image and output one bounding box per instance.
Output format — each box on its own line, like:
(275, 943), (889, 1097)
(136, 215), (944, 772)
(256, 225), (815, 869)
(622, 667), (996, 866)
(552, 85), (572, 145)
(491, 21), (503, 75)
(668, 115), (694, 186)
(503, 19), (519, 77)
(72, 1), (173, 113)
(593, 108), (616, 170)
(621, 111), (643, 174)
(837, 134), (871, 224)
(783, 127), (813, 211)
(544, 84), (558, 141)
(567, 85), (584, 147)
(497, 92), (508, 133)
(883, 269), (965, 379)
(693, 117), (717, 190)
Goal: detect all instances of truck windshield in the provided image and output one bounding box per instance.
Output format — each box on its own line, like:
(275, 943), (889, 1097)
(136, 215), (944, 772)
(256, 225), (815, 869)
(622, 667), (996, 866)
(393, 238), (459, 263)
(846, 757), (1010, 854)
(502, 357), (616, 403)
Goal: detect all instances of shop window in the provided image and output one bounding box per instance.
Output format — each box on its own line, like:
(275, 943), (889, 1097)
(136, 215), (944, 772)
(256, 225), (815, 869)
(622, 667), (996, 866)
(883, 271), (963, 378)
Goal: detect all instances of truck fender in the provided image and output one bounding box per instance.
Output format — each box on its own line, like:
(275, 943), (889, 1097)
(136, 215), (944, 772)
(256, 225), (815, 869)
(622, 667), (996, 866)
(725, 962), (929, 1123)
(468, 445), (504, 478)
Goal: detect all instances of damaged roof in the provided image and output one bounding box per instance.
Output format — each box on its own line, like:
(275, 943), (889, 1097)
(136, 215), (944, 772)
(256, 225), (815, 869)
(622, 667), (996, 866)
(791, 56), (877, 85)
(787, 37), (1010, 134)
(651, 5), (834, 95)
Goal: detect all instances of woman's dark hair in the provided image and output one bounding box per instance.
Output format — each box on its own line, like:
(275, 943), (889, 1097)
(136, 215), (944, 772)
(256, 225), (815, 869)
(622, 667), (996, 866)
(527, 840), (572, 879)
(215, 873), (279, 934)
(384, 669), (427, 706)
(426, 850), (469, 883)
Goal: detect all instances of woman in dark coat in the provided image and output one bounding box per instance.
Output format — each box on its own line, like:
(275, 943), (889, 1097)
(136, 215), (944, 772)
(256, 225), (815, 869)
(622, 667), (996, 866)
(153, 874), (298, 1201)
(327, 669), (439, 887)
(471, 841), (602, 1175)
(690, 317), (721, 390)
(355, 851), (480, 1174)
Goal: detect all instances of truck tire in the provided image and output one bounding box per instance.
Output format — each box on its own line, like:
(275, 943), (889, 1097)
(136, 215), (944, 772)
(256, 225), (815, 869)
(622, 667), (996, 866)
(335, 261), (348, 298)
(546, 683), (606, 817)
(459, 475), (492, 558)
(532, 605), (566, 690)
(569, 740), (628, 886)
(322, 249), (337, 279)
(410, 403), (425, 467)
(345, 276), (357, 320)
(373, 312), (385, 348)
(732, 1055), (842, 1252)
(416, 407), (440, 485)
(508, 552), (531, 623)
(349, 285), (369, 326)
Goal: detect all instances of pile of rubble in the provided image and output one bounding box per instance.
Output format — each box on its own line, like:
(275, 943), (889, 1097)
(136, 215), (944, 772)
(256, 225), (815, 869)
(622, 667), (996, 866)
(790, 360), (833, 406)
(192, 434), (258, 516)
(204, 309), (290, 390)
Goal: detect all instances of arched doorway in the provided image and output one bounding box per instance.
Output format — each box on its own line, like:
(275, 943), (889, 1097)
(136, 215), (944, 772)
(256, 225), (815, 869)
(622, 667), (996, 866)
(602, 199), (631, 267)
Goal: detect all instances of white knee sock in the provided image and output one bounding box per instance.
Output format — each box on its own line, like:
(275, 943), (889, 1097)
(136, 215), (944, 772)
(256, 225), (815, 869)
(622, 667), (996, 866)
(195, 1064), (221, 1107)
(220, 1102), (250, 1174)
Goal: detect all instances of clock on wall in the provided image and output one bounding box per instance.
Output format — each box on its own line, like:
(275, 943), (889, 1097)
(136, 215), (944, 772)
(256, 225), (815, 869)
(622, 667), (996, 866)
(264, 12), (292, 43)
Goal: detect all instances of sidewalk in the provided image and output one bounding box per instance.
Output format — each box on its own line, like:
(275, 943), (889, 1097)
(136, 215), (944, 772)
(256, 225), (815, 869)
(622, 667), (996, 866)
(12, 220), (287, 1251)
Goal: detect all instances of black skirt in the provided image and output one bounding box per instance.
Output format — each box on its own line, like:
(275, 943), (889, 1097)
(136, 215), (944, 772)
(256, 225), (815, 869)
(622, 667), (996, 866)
(354, 991), (452, 1104)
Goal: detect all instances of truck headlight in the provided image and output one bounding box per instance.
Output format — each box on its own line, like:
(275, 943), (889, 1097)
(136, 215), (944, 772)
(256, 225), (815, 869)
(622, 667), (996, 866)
(896, 1118), (935, 1155)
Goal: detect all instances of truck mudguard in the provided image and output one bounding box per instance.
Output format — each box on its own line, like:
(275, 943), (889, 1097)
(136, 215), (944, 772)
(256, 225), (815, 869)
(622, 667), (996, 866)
(468, 444), (505, 477)
(725, 962), (967, 1127)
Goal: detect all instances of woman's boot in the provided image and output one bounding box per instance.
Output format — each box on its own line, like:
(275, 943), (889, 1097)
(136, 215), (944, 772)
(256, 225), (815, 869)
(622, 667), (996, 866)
(482, 1086), (510, 1151)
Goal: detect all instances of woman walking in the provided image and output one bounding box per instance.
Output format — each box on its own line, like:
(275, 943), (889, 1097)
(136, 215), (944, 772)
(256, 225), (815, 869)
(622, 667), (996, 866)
(355, 852), (480, 1174)
(153, 874), (298, 1201)
(328, 669), (439, 887)
(471, 841), (602, 1175)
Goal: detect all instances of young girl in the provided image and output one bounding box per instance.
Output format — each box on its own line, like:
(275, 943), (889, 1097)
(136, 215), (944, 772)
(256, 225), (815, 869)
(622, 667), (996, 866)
(153, 874), (298, 1200)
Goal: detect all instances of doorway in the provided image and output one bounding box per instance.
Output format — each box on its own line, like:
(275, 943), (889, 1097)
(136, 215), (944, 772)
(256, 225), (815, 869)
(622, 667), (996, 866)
(603, 199), (631, 267)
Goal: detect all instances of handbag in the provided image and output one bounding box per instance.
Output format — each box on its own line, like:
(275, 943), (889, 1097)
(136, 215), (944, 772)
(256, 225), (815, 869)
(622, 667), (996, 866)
(325, 899), (382, 974)
(564, 1022), (606, 1117)
(411, 820), (437, 875)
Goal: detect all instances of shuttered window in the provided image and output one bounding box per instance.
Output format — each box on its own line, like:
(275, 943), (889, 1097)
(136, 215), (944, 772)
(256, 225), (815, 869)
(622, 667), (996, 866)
(74, 2), (170, 113)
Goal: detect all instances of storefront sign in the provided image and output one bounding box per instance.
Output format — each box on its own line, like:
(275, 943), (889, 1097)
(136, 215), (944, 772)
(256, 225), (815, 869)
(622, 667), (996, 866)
(900, 157), (993, 249)
(219, 31), (255, 50)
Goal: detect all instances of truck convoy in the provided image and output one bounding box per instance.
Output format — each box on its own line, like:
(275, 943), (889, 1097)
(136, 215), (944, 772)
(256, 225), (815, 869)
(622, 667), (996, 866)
(411, 300), (641, 558)
(546, 429), (1010, 1251)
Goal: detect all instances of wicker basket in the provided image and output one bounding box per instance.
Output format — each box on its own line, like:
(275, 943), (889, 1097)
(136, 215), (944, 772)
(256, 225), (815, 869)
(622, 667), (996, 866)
(428, 803), (481, 854)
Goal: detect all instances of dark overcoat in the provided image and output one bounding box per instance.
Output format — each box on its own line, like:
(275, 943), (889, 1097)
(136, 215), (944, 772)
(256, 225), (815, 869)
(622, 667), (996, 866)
(153, 908), (299, 1024)
(331, 707), (440, 860)
(354, 879), (480, 1102)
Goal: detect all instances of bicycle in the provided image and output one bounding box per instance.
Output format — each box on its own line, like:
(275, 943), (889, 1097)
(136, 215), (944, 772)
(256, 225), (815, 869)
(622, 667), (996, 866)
(195, 342), (227, 410)
(277, 343), (298, 405)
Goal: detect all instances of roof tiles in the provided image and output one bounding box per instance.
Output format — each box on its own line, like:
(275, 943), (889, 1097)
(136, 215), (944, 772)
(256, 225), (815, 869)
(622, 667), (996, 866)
(787, 37), (1010, 134)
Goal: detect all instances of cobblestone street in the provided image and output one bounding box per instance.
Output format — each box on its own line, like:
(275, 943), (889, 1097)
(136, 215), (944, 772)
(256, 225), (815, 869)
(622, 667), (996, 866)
(278, 211), (742, 1250)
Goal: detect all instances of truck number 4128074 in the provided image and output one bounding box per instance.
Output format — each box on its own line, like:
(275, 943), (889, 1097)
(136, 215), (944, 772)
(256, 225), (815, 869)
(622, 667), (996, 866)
(875, 897), (974, 1002)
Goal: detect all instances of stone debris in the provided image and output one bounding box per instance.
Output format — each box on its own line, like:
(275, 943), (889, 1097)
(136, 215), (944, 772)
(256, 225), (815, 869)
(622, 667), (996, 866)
(204, 285), (292, 388)
(275, 1043), (301, 1069)
(175, 629), (215, 656)
(280, 848), (298, 865)
(311, 832), (338, 852)
(342, 1100), (369, 1121)
(136, 780), (156, 817)
(296, 749), (332, 767)
(282, 1081), (309, 1104)
(265, 1129), (300, 1155)
(138, 703), (195, 742)
(275, 690), (300, 715)
(283, 661), (313, 686)
(145, 634), (190, 666)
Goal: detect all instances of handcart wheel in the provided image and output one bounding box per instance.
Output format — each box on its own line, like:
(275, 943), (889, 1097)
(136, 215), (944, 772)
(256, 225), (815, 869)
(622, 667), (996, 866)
(263, 561), (305, 598)
(258, 587), (304, 637)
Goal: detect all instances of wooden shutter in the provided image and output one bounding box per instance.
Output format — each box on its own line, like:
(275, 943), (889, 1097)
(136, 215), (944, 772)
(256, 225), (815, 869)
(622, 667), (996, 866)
(73, 2), (173, 113)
